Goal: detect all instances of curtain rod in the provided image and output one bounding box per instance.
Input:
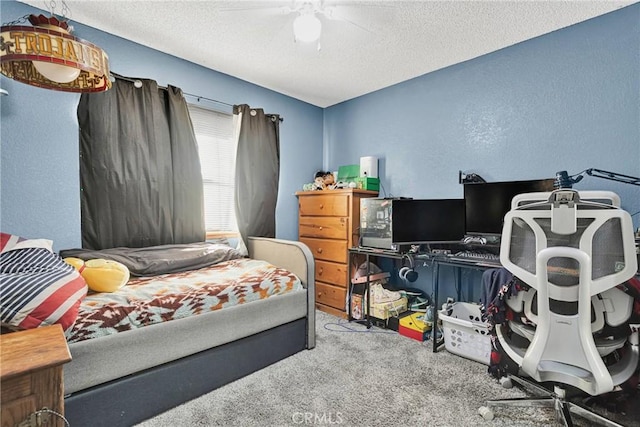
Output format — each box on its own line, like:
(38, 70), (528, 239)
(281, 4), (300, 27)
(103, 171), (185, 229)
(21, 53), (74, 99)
(182, 92), (233, 108)
(111, 73), (283, 122)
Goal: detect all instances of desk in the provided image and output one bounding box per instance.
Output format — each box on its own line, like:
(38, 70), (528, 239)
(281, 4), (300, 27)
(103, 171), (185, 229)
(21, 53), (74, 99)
(347, 247), (416, 328)
(347, 247), (501, 351)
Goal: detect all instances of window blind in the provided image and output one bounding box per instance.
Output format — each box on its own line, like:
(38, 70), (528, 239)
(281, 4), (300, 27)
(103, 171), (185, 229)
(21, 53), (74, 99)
(187, 104), (237, 233)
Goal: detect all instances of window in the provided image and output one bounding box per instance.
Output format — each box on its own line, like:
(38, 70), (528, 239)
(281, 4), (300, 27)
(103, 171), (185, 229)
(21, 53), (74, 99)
(187, 104), (238, 236)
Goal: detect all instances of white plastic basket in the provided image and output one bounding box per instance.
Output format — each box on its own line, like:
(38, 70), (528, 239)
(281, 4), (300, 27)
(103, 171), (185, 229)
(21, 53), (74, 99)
(439, 302), (491, 365)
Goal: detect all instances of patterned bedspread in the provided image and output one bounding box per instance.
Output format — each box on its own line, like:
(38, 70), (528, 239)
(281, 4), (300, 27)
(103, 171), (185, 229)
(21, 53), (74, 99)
(66, 258), (303, 343)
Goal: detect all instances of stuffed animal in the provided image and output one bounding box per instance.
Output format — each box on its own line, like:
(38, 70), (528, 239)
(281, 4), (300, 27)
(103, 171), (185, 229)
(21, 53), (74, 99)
(312, 171), (326, 190)
(64, 257), (130, 293)
(322, 171), (336, 189)
(302, 170), (339, 191)
(310, 171), (337, 190)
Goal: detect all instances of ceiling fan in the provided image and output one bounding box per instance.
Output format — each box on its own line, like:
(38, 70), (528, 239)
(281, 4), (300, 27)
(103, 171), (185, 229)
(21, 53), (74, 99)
(220, 1), (384, 48)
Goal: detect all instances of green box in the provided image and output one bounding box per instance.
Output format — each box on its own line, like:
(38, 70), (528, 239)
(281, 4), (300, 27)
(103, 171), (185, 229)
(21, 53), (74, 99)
(338, 165), (359, 181)
(355, 177), (379, 191)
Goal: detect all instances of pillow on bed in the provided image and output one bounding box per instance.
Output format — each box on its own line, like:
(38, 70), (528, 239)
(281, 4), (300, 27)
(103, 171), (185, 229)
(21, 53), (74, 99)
(64, 257), (130, 293)
(1, 232), (53, 253)
(0, 234), (88, 332)
(60, 242), (244, 276)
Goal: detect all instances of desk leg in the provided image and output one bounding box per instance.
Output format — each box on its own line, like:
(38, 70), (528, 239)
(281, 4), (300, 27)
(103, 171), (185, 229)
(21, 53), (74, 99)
(432, 261), (440, 352)
(365, 254), (372, 329)
(347, 252), (353, 320)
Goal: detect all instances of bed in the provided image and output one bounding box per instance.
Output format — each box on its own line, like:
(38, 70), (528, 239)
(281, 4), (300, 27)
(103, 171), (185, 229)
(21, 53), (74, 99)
(1, 235), (315, 427)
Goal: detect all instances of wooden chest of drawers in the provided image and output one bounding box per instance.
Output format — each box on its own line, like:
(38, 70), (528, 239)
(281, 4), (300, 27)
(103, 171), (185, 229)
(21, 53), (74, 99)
(296, 189), (378, 317)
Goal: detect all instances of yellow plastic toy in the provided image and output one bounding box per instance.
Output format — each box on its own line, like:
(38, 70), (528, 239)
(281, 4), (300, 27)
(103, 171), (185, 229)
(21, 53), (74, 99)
(64, 257), (130, 293)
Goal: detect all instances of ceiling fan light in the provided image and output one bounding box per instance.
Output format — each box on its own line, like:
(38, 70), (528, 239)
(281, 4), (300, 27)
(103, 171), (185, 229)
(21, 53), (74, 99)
(293, 14), (322, 43)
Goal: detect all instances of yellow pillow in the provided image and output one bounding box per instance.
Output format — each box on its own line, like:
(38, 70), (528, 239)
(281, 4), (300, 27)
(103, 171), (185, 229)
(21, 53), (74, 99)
(64, 257), (129, 293)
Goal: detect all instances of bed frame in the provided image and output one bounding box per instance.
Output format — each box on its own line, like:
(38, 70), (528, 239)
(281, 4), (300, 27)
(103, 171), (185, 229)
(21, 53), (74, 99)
(63, 237), (315, 427)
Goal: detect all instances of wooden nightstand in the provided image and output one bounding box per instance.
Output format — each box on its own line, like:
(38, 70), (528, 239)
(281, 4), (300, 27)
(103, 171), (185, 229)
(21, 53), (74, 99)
(1, 325), (71, 427)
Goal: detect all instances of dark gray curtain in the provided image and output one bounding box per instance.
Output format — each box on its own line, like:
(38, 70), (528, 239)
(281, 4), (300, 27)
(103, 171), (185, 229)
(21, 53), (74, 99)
(233, 104), (280, 254)
(77, 77), (205, 250)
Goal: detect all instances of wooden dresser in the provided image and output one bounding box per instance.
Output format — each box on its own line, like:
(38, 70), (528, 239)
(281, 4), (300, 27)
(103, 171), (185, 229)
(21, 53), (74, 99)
(1, 325), (71, 427)
(296, 189), (378, 317)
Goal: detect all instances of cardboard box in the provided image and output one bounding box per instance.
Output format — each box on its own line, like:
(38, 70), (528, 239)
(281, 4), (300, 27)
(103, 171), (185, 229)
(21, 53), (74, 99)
(399, 311), (431, 332)
(398, 311), (431, 342)
(367, 297), (407, 320)
(399, 325), (429, 342)
(355, 177), (379, 191)
(350, 294), (407, 321)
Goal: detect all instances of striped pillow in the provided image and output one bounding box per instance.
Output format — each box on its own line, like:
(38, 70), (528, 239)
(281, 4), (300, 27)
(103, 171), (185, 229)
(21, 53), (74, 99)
(1, 232), (53, 253)
(1, 238), (87, 332)
(1, 232), (26, 252)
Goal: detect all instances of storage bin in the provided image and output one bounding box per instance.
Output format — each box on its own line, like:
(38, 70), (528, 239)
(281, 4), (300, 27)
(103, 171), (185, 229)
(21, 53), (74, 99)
(438, 302), (491, 365)
(337, 165), (359, 184)
(350, 294), (407, 320)
(355, 177), (379, 191)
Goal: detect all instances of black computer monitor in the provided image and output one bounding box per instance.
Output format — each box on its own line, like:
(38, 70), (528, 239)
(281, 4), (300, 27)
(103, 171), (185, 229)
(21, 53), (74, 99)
(464, 178), (555, 237)
(360, 198), (466, 250)
(391, 198), (466, 244)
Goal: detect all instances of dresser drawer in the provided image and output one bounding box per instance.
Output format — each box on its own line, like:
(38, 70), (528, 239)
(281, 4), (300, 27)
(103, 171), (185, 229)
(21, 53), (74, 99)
(316, 282), (347, 310)
(300, 237), (347, 263)
(299, 216), (348, 239)
(315, 260), (348, 287)
(299, 194), (348, 217)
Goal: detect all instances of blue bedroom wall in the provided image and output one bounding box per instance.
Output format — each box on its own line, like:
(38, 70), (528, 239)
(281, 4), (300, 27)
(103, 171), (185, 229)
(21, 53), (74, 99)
(324, 3), (639, 222)
(323, 4), (639, 305)
(0, 1), (324, 250)
(1, 1), (638, 261)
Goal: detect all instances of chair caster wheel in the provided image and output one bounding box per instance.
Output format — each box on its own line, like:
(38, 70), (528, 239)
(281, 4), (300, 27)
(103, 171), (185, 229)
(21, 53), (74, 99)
(478, 406), (494, 421)
(499, 376), (513, 389)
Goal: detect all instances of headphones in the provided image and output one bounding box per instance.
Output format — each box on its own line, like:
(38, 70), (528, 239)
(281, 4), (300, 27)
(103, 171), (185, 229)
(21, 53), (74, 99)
(399, 254), (418, 282)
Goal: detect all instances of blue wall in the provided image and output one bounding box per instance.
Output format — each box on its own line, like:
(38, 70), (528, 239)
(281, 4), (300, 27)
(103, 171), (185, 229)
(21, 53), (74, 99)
(324, 3), (639, 215)
(323, 4), (639, 304)
(1, 1), (638, 263)
(0, 1), (324, 250)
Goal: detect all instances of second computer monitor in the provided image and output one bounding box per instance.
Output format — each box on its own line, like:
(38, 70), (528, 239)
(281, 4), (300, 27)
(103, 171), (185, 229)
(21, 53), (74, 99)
(464, 178), (556, 238)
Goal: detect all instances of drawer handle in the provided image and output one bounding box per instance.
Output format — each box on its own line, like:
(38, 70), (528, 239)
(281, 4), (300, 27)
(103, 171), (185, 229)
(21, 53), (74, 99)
(316, 248), (323, 254)
(319, 204), (324, 209)
(318, 267), (323, 275)
(319, 226), (323, 230)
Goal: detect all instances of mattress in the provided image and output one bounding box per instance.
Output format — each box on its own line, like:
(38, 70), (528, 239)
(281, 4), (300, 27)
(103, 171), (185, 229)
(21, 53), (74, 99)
(66, 258), (303, 344)
(64, 256), (308, 395)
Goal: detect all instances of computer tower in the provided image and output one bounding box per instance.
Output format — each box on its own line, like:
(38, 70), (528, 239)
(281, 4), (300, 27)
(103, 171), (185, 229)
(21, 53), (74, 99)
(360, 198), (465, 251)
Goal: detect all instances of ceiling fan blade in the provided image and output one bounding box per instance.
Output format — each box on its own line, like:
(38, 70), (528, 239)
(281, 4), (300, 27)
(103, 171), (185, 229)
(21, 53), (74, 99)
(320, 4), (387, 34)
(328, 15), (372, 33)
(218, 2), (296, 16)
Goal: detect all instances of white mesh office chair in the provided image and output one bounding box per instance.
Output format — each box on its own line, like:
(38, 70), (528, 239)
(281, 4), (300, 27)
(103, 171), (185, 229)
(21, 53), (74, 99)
(481, 189), (639, 427)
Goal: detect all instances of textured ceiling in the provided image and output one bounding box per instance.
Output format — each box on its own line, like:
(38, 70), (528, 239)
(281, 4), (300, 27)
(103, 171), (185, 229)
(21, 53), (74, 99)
(18, 0), (637, 107)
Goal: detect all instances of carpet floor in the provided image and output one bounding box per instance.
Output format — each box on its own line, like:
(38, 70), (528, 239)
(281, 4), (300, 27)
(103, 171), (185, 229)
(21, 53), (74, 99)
(135, 310), (638, 427)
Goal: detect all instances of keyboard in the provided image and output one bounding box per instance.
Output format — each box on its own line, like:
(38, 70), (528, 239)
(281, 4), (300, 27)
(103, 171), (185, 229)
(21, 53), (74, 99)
(453, 251), (501, 263)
